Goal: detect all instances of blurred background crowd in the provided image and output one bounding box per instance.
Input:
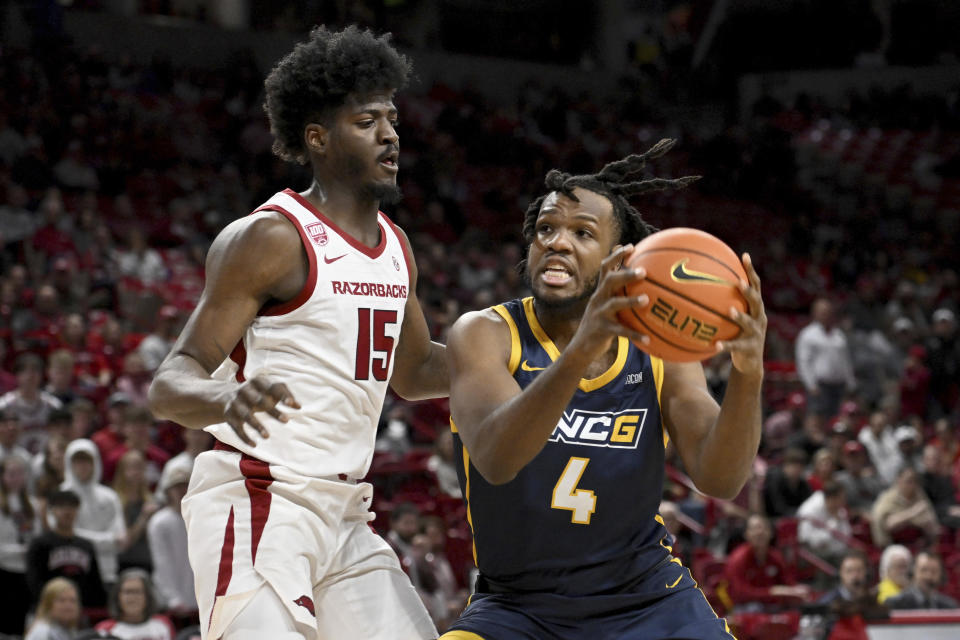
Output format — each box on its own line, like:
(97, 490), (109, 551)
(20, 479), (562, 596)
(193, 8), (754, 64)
(1, 1), (960, 639)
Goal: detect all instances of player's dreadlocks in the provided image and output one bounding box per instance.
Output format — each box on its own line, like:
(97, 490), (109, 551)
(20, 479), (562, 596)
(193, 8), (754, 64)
(522, 139), (700, 247)
(263, 25), (412, 165)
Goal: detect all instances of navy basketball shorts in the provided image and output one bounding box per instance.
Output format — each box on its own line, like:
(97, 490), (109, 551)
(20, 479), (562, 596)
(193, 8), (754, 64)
(440, 559), (736, 640)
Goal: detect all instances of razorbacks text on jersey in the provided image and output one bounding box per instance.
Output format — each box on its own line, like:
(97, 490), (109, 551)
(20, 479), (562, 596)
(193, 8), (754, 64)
(452, 297), (676, 595)
(205, 189), (410, 480)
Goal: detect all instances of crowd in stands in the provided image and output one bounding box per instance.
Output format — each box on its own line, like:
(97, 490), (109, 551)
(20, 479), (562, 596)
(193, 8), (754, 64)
(1, 20), (960, 639)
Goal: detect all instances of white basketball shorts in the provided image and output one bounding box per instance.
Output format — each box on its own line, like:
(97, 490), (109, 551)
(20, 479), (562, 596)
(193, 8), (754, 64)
(182, 447), (437, 640)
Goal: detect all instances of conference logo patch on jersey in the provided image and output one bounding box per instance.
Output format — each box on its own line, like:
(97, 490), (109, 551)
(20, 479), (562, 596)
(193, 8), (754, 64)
(305, 222), (328, 246)
(549, 408), (647, 449)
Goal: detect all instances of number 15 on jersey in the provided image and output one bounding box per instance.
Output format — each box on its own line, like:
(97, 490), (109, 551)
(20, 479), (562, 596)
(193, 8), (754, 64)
(355, 308), (397, 381)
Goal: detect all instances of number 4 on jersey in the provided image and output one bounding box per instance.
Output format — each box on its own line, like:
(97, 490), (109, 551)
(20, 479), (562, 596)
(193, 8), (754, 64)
(355, 308), (397, 381)
(551, 456), (596, 525)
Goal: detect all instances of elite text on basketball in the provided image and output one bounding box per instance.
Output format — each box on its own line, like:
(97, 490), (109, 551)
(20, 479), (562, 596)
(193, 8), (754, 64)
(650, 298), (719, 343)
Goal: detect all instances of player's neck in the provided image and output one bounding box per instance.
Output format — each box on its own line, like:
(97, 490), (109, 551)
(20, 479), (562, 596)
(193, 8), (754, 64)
(300, 180), (382, 247)
(534, 299), (619, 370)
(532, 299), (585, 348)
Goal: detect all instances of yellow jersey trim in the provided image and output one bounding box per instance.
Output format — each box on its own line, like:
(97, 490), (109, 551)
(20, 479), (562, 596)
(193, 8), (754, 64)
(656, 511), (736, 636)
(459, 440), (479, 566)
(650, 356), (667, 447)
(657, 511), (737, 638)
(492, 304), (522, 375)
(521, 297), (628, 392)
(438, 632), (488, 640)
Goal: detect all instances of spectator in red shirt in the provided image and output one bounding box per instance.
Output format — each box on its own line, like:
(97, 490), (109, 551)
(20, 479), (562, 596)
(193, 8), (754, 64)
(29, 188), (76, 269)
(930, 417), (959, 466)
(58, 313), (112, 388)
(11, 284), (61, 355)
(91, 391), (131, 464)
(899, 345), (931, 421)
(102, 405), (169, 488)
(725, 514), (810, 612)
(90, 313), (128, 382)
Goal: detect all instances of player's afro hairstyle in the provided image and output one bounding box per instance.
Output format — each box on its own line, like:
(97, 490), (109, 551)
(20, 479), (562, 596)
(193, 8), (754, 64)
(522, 139), (700, 247)
(263, 25), (412, 165)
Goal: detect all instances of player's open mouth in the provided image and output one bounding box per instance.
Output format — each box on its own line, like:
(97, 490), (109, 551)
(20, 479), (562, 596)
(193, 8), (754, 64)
(378, 151), (399, 173)
(541, 266), (573, 286)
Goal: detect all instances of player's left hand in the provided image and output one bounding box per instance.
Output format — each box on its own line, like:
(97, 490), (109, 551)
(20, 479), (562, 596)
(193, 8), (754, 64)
(715, 252), (766, 377)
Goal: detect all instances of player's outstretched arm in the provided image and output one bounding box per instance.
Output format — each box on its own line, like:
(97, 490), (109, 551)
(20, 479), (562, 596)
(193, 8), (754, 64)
(388, 225), (448, 400)
(148, 214), (302, 444)
(450, 246), (649, 484)
(660, 253), (766, 499)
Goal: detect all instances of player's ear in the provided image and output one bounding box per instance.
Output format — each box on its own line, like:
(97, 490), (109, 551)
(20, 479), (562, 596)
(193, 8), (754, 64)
(304, 124), (328, 156)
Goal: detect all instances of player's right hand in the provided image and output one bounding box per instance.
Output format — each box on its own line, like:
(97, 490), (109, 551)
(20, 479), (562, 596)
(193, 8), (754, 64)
(223, 376), (301, 446)
(571, 244), (650, 358)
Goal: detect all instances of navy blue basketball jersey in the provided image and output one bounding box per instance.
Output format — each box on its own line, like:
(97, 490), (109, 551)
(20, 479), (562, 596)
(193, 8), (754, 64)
(452, 297), (678, 596)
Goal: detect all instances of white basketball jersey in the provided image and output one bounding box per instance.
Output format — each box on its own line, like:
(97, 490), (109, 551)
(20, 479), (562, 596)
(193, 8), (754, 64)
(206, 189), (410, 479)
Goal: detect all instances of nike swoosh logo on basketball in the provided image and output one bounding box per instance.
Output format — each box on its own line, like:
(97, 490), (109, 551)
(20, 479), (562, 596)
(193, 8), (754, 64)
(666, 575), (682, 589)
(670, 259), (730, 286)
(324, 254), (347, 264)
(520, 360), (546, 372)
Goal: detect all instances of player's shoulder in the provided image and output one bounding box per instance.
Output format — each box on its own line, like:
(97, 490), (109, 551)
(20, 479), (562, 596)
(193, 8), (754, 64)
(448, 306), (513, 352)
(212, 208), (300, 254)
(205, 210), (302, 286)
(450, 306), (509, 335)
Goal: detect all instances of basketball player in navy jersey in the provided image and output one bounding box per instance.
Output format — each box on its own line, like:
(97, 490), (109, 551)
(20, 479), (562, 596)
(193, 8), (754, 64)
(441, 140), (766, 639)
(149, 27), (444, 640)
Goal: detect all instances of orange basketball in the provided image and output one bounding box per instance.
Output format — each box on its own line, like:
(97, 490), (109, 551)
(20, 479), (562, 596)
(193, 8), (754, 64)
(616, 227), (748, 362)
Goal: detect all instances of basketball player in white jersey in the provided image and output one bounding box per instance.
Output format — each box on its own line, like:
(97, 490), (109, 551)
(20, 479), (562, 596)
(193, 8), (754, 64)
(148, 27), (444, 640)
